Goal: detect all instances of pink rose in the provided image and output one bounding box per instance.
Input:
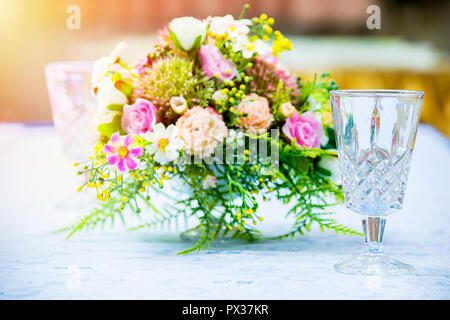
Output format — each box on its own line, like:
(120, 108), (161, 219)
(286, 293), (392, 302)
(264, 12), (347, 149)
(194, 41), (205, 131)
(282, 111), (323, 148)
(236, 94), (273, 134)
(121, 98), (158, 135)
(199, 44), (237, 82)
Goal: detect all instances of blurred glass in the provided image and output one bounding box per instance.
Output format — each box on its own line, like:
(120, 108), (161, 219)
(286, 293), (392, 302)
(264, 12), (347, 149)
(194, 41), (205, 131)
(45, 61), (97, 161)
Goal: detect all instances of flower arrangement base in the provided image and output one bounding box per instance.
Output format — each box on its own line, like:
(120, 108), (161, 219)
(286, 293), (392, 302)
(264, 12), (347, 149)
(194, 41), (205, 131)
(180, 221), (240, 243)
(179, 226), (204, 242)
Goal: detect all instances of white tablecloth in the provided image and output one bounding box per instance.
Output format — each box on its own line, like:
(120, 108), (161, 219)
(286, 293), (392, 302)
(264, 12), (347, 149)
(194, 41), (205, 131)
(0, 123), (449, 299)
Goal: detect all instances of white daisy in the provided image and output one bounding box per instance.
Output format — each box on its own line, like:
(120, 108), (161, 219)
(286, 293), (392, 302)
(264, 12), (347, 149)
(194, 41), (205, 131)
(203, 175), (218, 189)
(207, 14), (251, 38)
(145, 123), (184, 164)
(231, 36), (255, 58)
(231, 37), (272, 59)
(254, 39), (273, 56)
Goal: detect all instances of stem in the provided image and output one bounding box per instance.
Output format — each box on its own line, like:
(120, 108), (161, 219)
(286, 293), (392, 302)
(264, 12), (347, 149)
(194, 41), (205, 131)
(362, 216), (386, 256)
(238, 4), (250, 20)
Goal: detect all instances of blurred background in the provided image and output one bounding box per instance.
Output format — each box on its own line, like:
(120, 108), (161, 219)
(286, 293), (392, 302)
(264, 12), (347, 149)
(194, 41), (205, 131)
(0, 0), (449, 135)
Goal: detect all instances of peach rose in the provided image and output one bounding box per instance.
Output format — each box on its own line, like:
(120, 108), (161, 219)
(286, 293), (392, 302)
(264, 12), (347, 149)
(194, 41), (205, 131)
(176, 106), (228, 158)
(236, 94), (273, 134)
(280, 101), (296, 118)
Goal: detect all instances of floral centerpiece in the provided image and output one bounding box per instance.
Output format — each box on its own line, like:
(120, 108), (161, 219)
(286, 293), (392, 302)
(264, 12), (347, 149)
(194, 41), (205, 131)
(63, 5), (360, 254)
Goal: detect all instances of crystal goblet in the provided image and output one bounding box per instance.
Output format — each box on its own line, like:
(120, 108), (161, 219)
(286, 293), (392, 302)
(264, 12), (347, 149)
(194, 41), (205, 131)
(330, 89), (424, 275)
(45, 61), (97, 161)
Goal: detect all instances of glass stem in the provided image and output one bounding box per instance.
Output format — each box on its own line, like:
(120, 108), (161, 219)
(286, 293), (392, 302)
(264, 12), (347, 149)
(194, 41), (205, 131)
(362, 216), (386, 256)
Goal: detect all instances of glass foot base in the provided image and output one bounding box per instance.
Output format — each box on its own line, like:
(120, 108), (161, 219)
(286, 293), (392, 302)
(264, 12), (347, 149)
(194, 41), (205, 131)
(180, 225), (204, 242)
(334, 254), (414, 276)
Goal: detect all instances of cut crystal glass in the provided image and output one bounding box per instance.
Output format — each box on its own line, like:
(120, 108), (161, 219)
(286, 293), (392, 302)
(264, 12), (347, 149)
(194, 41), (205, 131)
(330, 90), (424, 275)
(45, 61), (97, 161)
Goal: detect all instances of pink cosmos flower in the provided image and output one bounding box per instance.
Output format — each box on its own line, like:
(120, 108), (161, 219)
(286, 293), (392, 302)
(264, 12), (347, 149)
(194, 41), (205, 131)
(282, 111), (323, 148)
(121, 98), (158, 135)
(104, 132), (143, 172)
(199, 44), (237, 82)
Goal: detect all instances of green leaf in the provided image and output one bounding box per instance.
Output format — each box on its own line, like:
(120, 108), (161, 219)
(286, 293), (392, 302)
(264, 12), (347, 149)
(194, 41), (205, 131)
(106, 104), (124, 112)
(169, 29), (184, 51)
(310, 88), (329, 105)
(315, 165), (332, 177)
(169, 29), (203, 51)
(97, 113), (124, 139)
(111, 72), (123, 83)
(322, 126), (337, 150)
(190, 34), (203, 51)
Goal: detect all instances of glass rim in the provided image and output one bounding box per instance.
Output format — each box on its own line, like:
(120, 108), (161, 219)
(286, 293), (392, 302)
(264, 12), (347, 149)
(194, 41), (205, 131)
(329, 89), (424, 98)
(45, 60), (94, 72)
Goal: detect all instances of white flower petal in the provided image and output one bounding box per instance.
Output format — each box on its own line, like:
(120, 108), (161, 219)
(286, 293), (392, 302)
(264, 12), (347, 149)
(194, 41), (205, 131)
(154, 150), (168, 164)
(109, 41), (128, 62)
(153, 123), (167, 135)
(169, 17), (206, 51)
(96, 77), (127, 112)
(146, 143), (158, 155)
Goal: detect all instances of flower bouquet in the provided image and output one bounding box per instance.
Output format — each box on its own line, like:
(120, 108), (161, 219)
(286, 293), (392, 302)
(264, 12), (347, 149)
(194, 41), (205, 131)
(63, 5), (360, 254)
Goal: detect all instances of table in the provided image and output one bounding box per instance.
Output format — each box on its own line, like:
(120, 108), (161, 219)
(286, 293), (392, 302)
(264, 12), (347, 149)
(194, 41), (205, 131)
(0, 123), (449, 299)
